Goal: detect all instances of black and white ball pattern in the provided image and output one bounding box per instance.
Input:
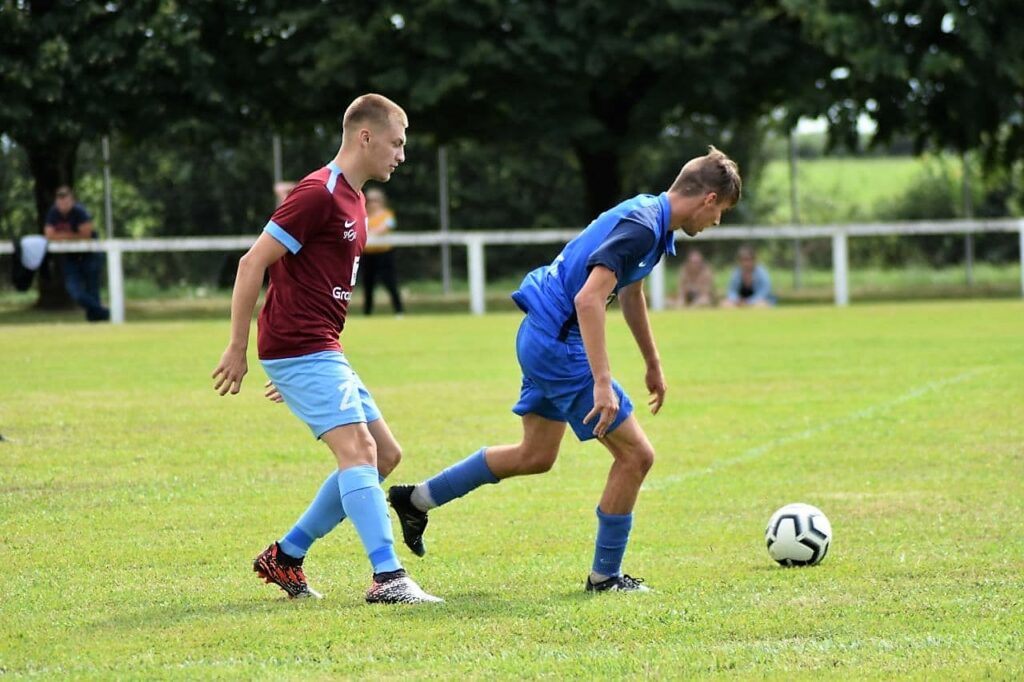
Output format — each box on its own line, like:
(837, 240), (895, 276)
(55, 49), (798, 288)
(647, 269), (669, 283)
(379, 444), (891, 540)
(765, 503), (832, 566)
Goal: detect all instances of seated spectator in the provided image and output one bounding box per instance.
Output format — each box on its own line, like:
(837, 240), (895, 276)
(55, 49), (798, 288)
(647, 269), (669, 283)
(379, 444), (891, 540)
(722, 245), (775, 307)
(677, 249), (715, 308)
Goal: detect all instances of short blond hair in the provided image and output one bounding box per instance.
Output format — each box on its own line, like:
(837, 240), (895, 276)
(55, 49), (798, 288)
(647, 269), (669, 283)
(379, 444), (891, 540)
(342, 94), (408, 133)
(670, 145), (742, 207)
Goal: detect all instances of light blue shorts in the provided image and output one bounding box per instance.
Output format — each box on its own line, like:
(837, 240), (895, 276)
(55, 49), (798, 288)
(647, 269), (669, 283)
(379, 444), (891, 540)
(260, 350), (381, 439)
(511, 317), (633, 442)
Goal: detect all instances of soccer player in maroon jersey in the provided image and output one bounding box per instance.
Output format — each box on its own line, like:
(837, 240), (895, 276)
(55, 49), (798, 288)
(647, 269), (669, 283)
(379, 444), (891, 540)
(212, 94), (441, 604)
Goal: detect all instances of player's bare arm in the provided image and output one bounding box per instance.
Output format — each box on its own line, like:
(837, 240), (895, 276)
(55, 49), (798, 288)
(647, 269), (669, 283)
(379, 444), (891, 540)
(619, 280), (666, 415)
(211, 232), (287, 396)
(574, 265), (619, 438)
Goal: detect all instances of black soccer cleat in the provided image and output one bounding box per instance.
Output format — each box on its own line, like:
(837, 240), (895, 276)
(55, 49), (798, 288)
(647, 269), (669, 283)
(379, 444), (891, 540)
(585, 574), (651, 593)
(388, 485), (429, 557)
(365, 569), (443, 604)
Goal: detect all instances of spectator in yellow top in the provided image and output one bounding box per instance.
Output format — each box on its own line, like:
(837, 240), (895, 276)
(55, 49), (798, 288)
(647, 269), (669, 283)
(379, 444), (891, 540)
(362, 187), (404, 316)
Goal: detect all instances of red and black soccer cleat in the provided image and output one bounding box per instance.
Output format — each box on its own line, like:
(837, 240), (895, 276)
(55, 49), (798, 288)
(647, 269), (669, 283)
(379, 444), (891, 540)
(253, 543), (322, 599)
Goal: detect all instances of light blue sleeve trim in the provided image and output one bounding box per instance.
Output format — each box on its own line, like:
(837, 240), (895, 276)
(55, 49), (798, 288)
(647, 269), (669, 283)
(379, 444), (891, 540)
(264, 220), (302, 254)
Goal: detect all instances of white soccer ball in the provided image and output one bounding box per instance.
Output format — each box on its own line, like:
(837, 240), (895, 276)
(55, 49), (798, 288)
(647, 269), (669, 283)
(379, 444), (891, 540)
(765, 503), (832, 566)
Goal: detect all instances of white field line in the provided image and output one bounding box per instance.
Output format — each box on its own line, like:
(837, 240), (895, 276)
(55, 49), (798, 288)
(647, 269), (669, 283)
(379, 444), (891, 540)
(642, 367), (988, 492)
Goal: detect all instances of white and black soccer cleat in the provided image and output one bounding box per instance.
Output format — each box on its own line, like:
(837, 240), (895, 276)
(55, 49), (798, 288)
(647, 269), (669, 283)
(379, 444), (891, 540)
(365, 569), (443, 604)
(388, 485), (429, 557)
(585, 574), (651, 593)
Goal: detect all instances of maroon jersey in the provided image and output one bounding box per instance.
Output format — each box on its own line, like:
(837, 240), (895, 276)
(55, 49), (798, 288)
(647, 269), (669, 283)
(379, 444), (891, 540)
(257, 162), (367, 359)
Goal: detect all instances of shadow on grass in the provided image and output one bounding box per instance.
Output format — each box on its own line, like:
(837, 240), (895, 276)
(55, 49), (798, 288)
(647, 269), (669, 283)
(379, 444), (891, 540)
(90, 589), (550, 633)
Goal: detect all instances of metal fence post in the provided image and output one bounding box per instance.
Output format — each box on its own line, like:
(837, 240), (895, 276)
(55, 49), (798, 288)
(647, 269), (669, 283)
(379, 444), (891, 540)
(467, 237), (486, 315)
(832, 230), (849, 306)
(1019, 222), (1024, 299)
(650, 259), (666, 311)
(106, 241), (125, 324)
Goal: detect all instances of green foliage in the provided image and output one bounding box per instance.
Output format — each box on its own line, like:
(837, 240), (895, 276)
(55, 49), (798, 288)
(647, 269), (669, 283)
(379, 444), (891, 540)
(749, 153), (1020, 266)
(0, 140), (34, 239)
(74, 174), (162, 239)
(1, 304), (1022, 676)
(780, 0), (1024, 164)
(755, 156), (924, 225)
(261, 1), (830, 215)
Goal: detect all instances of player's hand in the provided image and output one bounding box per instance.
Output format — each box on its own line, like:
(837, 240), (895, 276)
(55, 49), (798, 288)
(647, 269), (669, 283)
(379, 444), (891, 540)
(583, 381), (619, 438)
(264, 380), (284, 403)
(211, 346), (247, 396)
(645, 363), (667, 415)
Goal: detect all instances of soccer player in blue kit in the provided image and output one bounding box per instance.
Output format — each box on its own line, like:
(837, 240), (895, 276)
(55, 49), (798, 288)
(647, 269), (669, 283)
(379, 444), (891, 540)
(212, 94), (441, 604)
(390, 147), (742, 592)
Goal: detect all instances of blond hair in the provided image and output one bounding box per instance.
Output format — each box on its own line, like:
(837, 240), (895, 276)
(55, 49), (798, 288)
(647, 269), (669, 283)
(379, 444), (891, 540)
(670, 145), (742, 207)
(342, 93), (408, 134)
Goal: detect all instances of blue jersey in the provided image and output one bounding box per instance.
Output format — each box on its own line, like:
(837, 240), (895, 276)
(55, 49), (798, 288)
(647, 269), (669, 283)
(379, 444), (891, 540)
(511, 192), (676, 341)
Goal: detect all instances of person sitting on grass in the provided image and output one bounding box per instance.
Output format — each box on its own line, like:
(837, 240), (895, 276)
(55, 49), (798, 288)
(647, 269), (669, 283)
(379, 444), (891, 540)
(722, 245), (775, 308)
(677, 249), (715, 308)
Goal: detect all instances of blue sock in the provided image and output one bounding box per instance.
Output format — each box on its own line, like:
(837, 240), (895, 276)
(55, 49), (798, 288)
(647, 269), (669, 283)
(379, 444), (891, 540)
(425, 448), (499, 507)
(592, 507), (633, 577)
(338, 464), (401, 574)
(279, 471), (388, 559)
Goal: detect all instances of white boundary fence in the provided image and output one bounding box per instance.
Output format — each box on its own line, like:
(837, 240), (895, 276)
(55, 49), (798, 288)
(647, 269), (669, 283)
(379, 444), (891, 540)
(2, 218), (1022, 323)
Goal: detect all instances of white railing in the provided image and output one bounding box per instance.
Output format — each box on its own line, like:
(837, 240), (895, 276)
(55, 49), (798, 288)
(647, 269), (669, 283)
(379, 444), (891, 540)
(2, 218), (1022, 323)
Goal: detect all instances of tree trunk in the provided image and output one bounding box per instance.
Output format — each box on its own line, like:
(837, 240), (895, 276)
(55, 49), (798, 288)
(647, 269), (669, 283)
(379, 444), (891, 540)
(26, 138), (80, 309)
(573, 143), (623, 220)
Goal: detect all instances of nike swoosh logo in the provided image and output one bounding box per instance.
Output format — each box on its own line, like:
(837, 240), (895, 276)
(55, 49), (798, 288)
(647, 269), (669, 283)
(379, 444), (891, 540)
(344, 219), (357, 228)
(638, 261), (647, 267)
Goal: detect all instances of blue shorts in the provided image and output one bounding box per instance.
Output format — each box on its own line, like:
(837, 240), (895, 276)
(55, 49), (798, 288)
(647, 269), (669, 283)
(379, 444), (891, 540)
(260, 350), (381, 439)
(511, 317), (633, 442)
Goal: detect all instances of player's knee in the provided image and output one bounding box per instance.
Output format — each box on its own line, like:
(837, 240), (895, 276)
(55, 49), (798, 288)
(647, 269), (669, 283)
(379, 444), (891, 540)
(527, 448), (558, 474)
(628, 444), (655, 476)
(378, 443), (402, 476)
(329, 430), (377, 467)
(517, 444), (558, 475)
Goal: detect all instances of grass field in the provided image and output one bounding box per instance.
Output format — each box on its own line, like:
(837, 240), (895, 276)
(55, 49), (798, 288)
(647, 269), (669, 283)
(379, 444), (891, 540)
(1, 262), (1020, 325)
(1, 302), (1022, 678)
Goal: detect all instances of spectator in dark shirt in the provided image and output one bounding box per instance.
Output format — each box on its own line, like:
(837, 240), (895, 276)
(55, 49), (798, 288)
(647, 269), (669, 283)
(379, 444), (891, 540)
(44, 186), (109, 321)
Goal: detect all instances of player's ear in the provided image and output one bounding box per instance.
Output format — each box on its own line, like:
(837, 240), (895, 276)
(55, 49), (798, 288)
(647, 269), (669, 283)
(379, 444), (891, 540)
(704, 191), (718, 207)
(359, 127), (372, 146)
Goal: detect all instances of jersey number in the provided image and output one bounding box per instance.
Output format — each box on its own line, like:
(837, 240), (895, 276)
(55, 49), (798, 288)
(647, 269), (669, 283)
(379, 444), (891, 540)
(338, 380), (360, 412)
(350, 256), (361, 286)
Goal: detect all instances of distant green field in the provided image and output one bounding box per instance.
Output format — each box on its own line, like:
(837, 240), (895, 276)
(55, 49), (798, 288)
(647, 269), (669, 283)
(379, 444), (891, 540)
(1, 302), (1021, 677)
(757, 156), (934, 224)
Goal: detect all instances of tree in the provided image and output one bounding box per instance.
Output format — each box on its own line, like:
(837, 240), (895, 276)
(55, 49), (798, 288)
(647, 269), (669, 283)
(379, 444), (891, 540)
(245, 1), (836, 219)
(780, 0), (1024, 164)
(0, 0), (255, 305)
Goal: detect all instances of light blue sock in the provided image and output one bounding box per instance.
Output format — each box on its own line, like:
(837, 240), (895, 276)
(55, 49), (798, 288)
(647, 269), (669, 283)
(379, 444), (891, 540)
(592, 507), (633, 577)
(338, 464), (401, 574)
(425, 448), (499, 507)
(279, 470), (388, 559)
